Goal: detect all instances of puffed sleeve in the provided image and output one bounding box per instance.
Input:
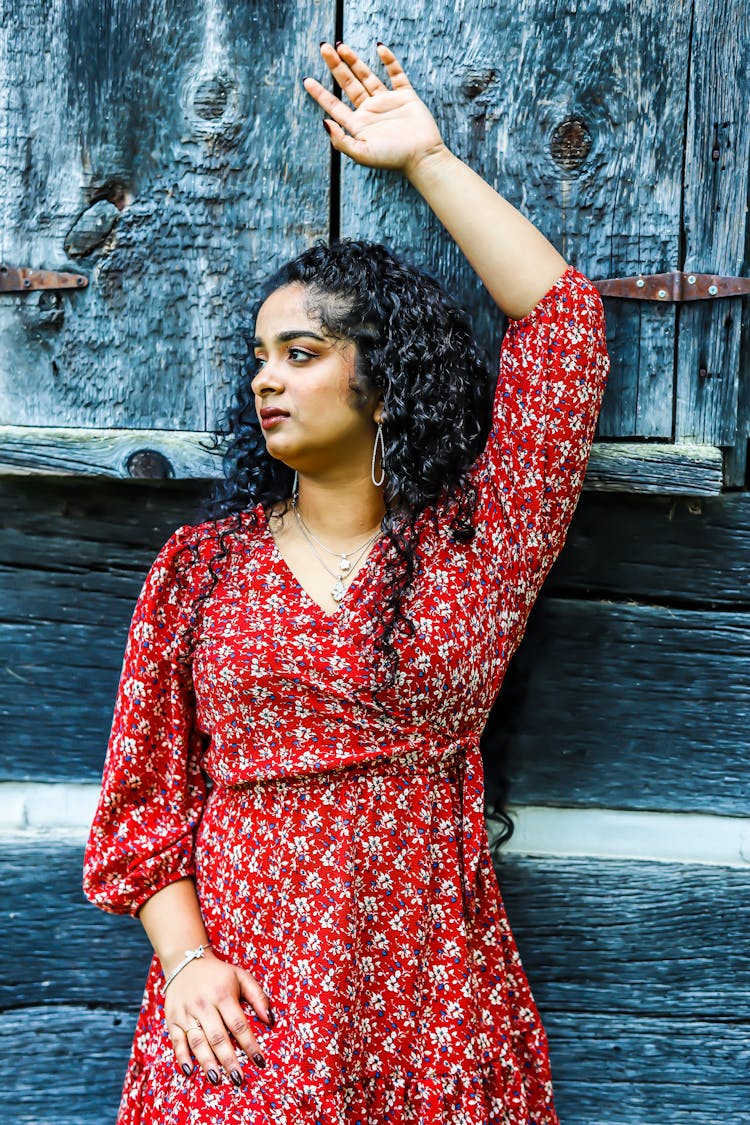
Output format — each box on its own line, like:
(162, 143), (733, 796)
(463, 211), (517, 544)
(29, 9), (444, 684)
(473, 264), (610, 594)
(83, 524), (209, 916)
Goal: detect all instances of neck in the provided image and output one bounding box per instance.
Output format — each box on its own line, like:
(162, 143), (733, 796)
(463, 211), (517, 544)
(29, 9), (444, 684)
(294, 471), (386, 546)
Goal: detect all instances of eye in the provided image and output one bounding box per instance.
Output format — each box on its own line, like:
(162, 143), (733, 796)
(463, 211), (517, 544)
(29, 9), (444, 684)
(288, 347), (315, 362)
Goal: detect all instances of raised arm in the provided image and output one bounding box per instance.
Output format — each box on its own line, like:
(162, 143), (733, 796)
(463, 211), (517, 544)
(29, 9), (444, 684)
(303, 41), (567, 320)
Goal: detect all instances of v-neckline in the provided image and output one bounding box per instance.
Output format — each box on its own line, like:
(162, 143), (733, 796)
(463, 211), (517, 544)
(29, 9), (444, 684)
(256, 502), (384, 623)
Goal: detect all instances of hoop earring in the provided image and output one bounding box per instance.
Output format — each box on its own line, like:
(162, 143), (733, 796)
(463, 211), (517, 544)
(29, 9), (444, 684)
(371, 423), (385, 487)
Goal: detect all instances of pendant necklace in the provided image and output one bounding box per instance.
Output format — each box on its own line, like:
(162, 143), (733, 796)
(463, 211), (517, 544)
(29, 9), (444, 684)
(292, 498), (382, 603)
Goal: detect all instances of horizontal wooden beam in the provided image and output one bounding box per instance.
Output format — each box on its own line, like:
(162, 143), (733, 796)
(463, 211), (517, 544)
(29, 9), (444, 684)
(585, 440), (724, 495)
(0, 426), (726, 495)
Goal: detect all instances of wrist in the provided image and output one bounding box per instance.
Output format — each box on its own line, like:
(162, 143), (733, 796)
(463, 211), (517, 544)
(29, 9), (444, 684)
(403, 141), (454, 188)
(159, 939), (213, 978)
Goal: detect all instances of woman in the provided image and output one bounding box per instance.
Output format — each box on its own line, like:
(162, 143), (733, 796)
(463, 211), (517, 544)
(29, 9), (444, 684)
(84, 41), (609, 1125)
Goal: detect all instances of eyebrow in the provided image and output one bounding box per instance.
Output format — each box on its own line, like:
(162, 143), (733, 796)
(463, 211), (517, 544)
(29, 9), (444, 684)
(251, 330), (327, 348)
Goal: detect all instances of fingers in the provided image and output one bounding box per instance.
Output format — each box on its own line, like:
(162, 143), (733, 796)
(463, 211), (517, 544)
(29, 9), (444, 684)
(374, 43), (414, 90)
(323, 41), (388, 103)
(185, 1008), (262, 1088)
(302, 75), (358, 134)
(168, 1023), (195, 1078)
(236, 965), (276, 1028)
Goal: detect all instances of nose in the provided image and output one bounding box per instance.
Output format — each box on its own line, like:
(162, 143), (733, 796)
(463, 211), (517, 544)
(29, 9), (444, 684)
(250, 358), (284, 398)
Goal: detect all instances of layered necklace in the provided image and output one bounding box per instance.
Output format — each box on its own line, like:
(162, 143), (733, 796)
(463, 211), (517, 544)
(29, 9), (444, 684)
(291, 494), (382, 604)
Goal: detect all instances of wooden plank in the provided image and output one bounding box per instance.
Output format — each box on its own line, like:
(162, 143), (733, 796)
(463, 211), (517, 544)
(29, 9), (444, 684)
(0, 477), (207, 782)
(489, 597), (750, 815)
(0, 1), (333, 431)
(0, 1007), (135, 1125)
(496, 857), (750, 1018)
(548, 490), (750, 607)
(0, 425), (726, 496)
(340, 0), (693, 439)
(0, 842), (151, 1009)
(545, 1013), (750, 1125)
(675, 0), (750, 446)
(0, 425), (223, 478)
(585, 442), (723, 495)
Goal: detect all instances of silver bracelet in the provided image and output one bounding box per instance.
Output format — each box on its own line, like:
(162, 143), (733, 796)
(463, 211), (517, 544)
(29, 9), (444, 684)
(163, 943), (211, 993)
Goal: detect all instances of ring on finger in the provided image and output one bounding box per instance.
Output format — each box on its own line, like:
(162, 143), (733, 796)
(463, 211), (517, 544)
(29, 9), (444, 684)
(185, 1022), (202, 1033)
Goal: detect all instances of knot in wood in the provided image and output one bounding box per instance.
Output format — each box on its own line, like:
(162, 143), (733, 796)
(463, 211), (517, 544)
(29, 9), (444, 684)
(461, 69), (496, 100)
(126, 449), (174, 479)
(550, 116), (592, 170)
(193, 74), (234, 121)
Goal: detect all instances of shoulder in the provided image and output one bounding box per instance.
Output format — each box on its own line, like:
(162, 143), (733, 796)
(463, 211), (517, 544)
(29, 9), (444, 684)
(152, 507), (264, 586)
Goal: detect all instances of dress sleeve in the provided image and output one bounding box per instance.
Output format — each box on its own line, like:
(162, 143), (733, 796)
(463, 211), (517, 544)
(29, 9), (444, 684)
(83, 524), (208, 917)
(473, 264), (610, 592)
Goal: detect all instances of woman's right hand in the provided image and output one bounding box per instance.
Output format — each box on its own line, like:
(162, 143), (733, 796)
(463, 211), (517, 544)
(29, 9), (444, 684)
(164, 949), (274, 1088)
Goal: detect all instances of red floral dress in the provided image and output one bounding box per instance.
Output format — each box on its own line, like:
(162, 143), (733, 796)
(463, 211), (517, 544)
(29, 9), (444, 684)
(83, 265), (609, 1125)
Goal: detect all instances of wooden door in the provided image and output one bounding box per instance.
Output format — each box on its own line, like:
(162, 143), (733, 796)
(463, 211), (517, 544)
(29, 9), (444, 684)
(0, 0), (333, 476)
(342, 0), (750, 488)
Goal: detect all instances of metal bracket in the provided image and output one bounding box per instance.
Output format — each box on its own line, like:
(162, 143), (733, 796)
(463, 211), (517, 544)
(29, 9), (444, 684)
(0, 265), (88, 292)
(592, 271), (750, 301)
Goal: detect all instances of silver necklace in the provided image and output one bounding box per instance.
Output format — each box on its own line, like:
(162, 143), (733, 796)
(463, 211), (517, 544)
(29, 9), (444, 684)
(291, 499), (381, 603)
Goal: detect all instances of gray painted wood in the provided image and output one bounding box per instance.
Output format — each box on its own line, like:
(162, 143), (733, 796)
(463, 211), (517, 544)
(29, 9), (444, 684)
(0, 425), (726, 495)
(0, 0), (332, 431)
(340, 0), (693, 440)
(584, 442), (723, 495)
(0, 1007), (136, 1125)
(547, 490), (750, 607)
(675, 0), (750, 446)
(0, 425), (223, 479)
(494, 596), (750, 815)
(1, 846), (747, 1124)
(545, 1013), (750, 1125)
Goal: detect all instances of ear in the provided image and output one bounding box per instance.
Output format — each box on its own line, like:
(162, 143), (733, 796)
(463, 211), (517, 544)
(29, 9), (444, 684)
(373, 397), (385, 425)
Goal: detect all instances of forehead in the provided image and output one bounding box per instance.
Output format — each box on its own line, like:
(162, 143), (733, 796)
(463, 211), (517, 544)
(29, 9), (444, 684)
(254, 283), (318, 336)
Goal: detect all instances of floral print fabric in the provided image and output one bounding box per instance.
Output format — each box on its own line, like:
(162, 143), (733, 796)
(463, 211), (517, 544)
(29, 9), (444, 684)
(83, 265), (610, 1124)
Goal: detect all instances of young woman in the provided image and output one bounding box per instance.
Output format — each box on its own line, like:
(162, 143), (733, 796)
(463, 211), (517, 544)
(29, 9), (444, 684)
(84, 41), (610, 1125)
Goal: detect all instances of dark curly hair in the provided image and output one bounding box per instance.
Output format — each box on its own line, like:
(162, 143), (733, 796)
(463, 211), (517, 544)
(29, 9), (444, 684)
(188, 238), (494, 689)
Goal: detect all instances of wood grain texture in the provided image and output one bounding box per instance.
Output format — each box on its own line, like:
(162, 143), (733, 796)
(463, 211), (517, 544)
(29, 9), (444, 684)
(0, 425), (224, 478)
(675, 0), (750, 445)
(0, 424), (726, 495)
(547, 489), (750, 607)
(2, 846), (747, 1124)
(0, 0), (333, 431)
(490, 596), (750, 815)
(584, 441), (723, 495)
(0, 1007), (136, 1124)
(340, 0), (693, 440)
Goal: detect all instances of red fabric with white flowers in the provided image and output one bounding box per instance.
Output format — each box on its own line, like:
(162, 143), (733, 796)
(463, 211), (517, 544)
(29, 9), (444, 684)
(84, 265), (609, 1124)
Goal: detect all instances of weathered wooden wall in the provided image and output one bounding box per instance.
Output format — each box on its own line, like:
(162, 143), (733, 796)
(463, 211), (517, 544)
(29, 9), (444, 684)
(2, 0), (750, 1123)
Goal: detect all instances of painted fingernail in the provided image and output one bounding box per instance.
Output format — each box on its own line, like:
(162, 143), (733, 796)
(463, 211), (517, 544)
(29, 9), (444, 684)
(230, 1069), (243, 1088)
(335, 39), (343, 47)
(181, 1062), (193, 1076)
(266, 1006), (276, 1027)
(253, 1053), (266, 1069)
(322, 121), (332, 136)
(207, 1069), (220, 1085)
(377, 40), (384, 45)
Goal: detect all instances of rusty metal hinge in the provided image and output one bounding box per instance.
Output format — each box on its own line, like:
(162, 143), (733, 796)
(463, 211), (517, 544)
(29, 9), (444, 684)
(592, 271), (750, 301)
(0, 264), (88, 292)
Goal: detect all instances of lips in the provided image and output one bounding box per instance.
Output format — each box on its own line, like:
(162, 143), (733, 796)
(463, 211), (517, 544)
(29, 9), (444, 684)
(259, 407), (289, 429)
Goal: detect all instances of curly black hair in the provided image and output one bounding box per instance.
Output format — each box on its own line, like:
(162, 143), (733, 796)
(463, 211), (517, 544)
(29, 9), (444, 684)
(188, 238), (495, 689)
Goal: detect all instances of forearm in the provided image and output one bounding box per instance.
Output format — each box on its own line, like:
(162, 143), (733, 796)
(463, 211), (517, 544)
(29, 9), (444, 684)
(405, 144), (567, 320)
(137, 876), (210, 976)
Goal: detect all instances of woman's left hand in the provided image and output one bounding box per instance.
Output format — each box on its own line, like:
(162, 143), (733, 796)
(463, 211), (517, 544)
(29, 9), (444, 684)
(303, 42), (446, 178)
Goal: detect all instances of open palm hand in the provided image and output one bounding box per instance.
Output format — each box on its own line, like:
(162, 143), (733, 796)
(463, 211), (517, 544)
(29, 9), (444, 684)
(303, 42), (445, 176)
